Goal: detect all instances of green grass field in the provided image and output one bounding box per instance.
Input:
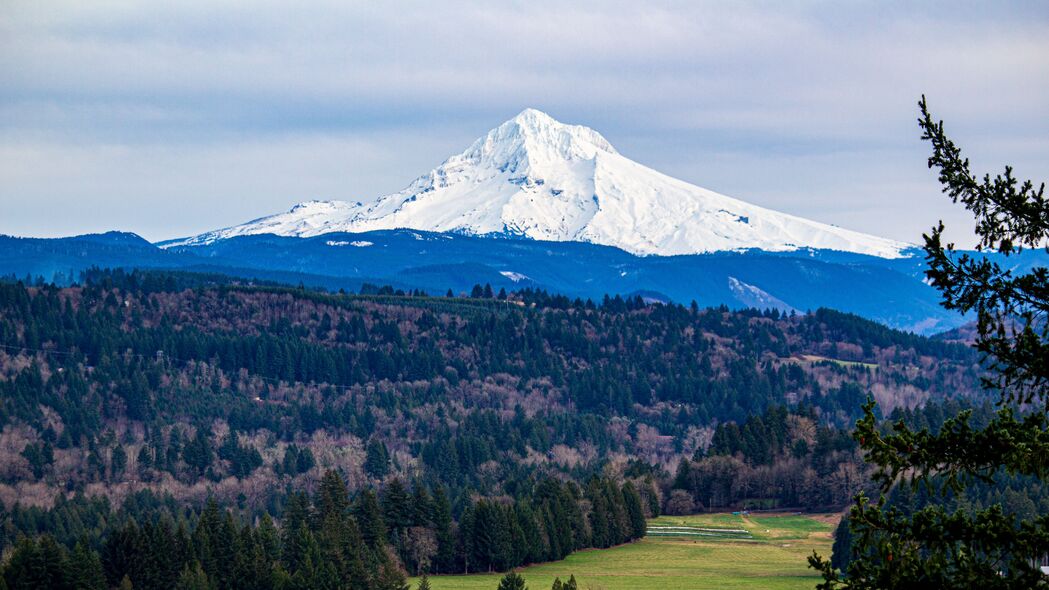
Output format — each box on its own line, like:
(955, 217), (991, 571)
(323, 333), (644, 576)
(412, 512), (837, 590)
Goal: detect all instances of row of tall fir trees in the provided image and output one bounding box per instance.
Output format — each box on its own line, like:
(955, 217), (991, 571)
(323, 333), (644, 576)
(1, 470), (645, 590)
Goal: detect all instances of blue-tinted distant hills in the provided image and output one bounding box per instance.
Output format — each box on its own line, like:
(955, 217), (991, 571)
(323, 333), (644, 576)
(0, 232), (181, 284)
(3, 229), (1043, 334)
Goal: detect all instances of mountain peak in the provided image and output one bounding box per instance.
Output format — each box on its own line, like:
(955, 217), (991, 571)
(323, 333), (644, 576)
(509, 107), (556, 125)
(470, 108), (619, 164)
(165, 112), (910, 259)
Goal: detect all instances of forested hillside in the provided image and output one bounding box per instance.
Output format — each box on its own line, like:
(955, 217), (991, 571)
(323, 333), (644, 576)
(0, 270), (984, 588)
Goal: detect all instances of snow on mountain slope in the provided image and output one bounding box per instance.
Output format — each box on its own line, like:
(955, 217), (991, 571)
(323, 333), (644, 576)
(164, 108), (910, 258)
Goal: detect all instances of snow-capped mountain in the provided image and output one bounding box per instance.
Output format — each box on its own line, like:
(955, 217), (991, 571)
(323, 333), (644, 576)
(165, 108), (910, 258)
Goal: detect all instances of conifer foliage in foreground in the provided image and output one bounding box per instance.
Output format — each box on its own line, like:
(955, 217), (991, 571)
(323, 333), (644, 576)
(810, 98), (1049, 588)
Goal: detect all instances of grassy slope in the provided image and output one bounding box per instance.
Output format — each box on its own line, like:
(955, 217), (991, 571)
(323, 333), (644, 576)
(414, 513), (837, 590)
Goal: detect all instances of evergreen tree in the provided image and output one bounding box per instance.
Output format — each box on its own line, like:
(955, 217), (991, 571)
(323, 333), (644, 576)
(603, 479), (628, 546)
(138, 519), (179, 589)
(469, 500), (505, 572)
(102, 521), (139, 587)
(257, 513), (281, 563)
(69, 538), (107, 590)
(280, 493), (313, 573)
(458, 502), (476, 574)
(296, 447), (316, 474)
(282, 523), (316, 578)
(587, 485), (609, 549)
(316, 469), (351, 521)
(4, 537), (70, 590)
(382, 478), (414, 535)
(621, 482), (647, 540)
(411, 484), (434, 527)
(231, 524), (261, 590)
(811, 97), (1049, 588)
(209, 512), (238, 588)
(182, 428), (212, 475)
(540, 507), (561, 561)
(431, 486), (456, 574)
(365, 439), (391, 479)
(672, 458), (692, 490)
(174, 562), (210, 590)
(514, 503), (544, 565)
(136, 446), (152, 477)
(828, 516), (852, 572)
(355, 489), (388, 550)
(505, 505), (527, 568)
(496, 571), (527, 590)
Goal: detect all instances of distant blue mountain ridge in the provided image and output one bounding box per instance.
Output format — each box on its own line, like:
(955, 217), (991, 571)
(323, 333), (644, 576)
(2, 229), (1043, 334)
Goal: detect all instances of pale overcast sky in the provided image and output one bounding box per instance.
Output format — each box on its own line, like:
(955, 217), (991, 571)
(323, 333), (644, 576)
(1, 1), (1047, 245)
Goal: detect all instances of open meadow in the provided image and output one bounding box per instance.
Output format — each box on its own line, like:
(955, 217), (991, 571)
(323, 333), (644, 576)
(414, 512), (838, 590)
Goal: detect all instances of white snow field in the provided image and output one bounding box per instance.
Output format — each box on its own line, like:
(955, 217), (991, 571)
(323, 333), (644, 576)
(166, 109), (909, 259)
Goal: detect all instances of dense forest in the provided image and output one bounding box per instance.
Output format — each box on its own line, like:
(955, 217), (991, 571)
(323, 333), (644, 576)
(0, 270), (987, 586)
(2, 468), (642, 589)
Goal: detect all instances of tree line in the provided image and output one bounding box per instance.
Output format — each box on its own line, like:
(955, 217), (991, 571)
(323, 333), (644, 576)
(1, 470), (643, 589)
